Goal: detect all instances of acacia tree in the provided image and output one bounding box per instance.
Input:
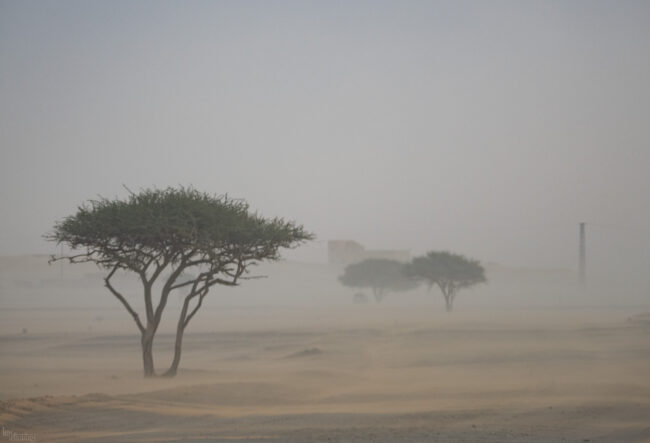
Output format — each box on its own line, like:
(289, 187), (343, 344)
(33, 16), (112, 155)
(47, 187), (312, 377)
(405, 251), (486, 312)
(338, 259), (418, 302)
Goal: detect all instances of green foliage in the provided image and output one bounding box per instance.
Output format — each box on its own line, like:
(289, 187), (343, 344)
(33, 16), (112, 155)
(405, 251), (486, 289)
(47, 186), (313, 273)
(338, 259), (418, 302)
(405, 251), (486, 311)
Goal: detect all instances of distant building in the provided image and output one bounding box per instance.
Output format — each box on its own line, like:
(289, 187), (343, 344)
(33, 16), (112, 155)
(327, 240), (365, 265)
(327, 240), (410, 266)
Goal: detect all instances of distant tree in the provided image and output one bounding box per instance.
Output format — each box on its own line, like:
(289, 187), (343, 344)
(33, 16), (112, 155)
(405, 251), (486, 312)
(338, 259), (418, 302)
(47, 187), (312, 377)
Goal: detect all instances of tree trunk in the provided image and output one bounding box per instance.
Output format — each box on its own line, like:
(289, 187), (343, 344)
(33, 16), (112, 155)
(141, 330), (156, 377)
(437, 283), (456, 313)
(163, 318), (187, 377)
(163, 295), (191, 377)
(444, 295), (453, 313)
(163, 327), (184, 377)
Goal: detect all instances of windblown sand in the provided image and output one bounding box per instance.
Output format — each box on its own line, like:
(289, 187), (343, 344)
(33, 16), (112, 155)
(1, 306), (649, 442)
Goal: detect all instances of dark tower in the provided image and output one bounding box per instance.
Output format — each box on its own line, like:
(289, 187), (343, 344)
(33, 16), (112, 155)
(579, 222), (586, 284)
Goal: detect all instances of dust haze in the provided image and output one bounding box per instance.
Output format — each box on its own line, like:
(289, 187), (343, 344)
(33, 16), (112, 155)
(1, 1), (650, 442)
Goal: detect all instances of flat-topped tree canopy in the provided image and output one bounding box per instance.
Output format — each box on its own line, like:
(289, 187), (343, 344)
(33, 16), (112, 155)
(46, 186), (313, 377)
(48, 187), (311, 275)
(405, 251), (486, 312)
(406, 251), (486, 289)
(338, 258), (418, 302)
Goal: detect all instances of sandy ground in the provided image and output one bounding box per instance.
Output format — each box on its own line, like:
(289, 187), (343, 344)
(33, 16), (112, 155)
(1, 306), (649, 442)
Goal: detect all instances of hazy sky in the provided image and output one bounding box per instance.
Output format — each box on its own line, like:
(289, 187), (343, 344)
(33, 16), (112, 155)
(1, 0), (649, 270)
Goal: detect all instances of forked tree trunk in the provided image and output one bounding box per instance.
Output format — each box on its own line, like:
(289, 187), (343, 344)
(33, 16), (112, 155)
(427, 283), (455, 313)
(444, 295), (453, 313)
(439, 284), (456, 313)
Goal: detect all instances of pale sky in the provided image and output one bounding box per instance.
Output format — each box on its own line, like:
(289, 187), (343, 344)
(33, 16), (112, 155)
(1, 0), (649, 271)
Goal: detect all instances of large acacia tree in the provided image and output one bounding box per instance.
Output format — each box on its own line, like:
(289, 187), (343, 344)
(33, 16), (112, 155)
(47, 187), (312, 377)
(338, 259), (418, 303)
(405, 251), (486, 312)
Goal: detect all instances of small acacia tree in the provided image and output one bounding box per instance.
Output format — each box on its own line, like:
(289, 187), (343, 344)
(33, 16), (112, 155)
(338, 259), (418, 302)
(405, 251), (486, 312)
(47, 187), (312, 377)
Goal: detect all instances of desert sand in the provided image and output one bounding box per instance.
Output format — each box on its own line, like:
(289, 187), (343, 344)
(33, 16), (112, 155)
(1, 304), (649, 442)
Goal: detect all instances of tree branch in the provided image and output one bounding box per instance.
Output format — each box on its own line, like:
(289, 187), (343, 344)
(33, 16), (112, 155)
(183, 288), (208, 328)
(152, 254), (192, 326)
(105, 265), (145, 334)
